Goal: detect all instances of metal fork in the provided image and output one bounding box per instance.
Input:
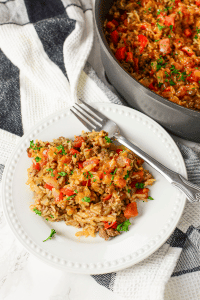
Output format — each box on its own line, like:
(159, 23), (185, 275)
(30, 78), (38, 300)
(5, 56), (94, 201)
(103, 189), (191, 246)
(70, 100), (200, 203)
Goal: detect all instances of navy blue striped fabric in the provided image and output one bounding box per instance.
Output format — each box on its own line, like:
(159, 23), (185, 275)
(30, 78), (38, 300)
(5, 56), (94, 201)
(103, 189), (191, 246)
(24, 0), (65, 23)
(0, 49), (23, 136)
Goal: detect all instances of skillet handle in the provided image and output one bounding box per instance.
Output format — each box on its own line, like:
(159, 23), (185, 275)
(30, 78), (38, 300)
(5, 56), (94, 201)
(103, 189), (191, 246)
(115, 134), (200, 203)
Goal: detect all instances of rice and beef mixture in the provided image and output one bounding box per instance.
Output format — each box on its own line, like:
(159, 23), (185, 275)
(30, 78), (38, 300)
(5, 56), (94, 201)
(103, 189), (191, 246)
(104, 0), (200, 111)
(27, 131), (155, 240)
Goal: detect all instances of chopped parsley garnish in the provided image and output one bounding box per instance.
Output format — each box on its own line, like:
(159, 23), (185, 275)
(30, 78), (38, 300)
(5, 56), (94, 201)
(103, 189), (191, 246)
(50, 215), (54, 218)
(137, 1), (141, 4)
(169, 79), (176, 86)
(117, 220), (131, 232)
(178, 11), (181, 14)
(158, 82), (163, 88)
(56, 145), (66, 155)
(67, 195), (75, 200)
(113, 168), (117, 175)
(196, 27), (200, 34)
(170, 65), (179, 75)
(82, 197), (91, 203)
(46, 168), (53, 172)
(165, 71), (169, 77)
(157, 9), (161, 15)
(127, 189), (131, 193)
(179, 71), (187, 81)
(168, 35), (171, 38)
(73, 154), (76, 158)
(71, 170), (74, 175)
(75, 189), (78, 193)
(43, 229), (56, 242)
(93, 179), (97, 182)
(46, 218), (48, 221)
(148, 7), (151, 11)
(169, 25), (173, 31)
(33, 207), (42, 216)
(111, 175), (114, 181)
(105, 136), (112, 143)
(135, 182), (145, 189)
(104, 172), (106, 174)
(67, 140), (70, 143)
(64, 163), (67, 166)
(35, 156), (41, 162)
(88, 172), (93, 178)
(30, 140), (41, 151)
(30, 140), (34, 148)
(155, 39), (160, 42)
(148, 196), (154, 200)
(194, 35), (198, 39)
(58, 172), (67, 176)
(124, 171), (130, 180)
(157, 23), (165, 31)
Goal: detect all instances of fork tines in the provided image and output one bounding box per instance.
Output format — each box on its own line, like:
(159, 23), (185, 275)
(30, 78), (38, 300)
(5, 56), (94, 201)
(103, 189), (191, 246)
(70, 100), (106, 131)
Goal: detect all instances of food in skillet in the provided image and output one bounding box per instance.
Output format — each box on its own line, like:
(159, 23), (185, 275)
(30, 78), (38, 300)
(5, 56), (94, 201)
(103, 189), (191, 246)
(26, 131), (155, 240)
(104, 0), (200, 111)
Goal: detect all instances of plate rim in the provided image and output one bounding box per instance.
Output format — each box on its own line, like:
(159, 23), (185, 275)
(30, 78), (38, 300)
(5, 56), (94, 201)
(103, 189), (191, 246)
(1, 103), (187, 274)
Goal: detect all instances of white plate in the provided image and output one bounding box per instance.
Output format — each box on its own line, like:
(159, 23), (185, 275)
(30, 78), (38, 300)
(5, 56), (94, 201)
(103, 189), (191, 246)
(2, 103), (187, 274)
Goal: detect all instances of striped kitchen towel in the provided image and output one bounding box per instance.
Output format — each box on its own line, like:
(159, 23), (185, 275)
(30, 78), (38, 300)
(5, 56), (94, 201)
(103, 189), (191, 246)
(0, 1), (199, 299)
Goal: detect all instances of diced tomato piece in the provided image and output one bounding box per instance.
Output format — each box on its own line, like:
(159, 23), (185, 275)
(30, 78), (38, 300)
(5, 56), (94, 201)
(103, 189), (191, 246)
(196, 0), (200, 6)
(134, 58), (139, 72)
(33, 160), (40, 171)
(83, 159), (99, 168)
(182, 47), (194, 56)
(116, 149), (123, 155)
(60, 188), (75, 196)
(44, 183), (54, 190)
(106, 21), (116, 31)
(159, 38), (171, 55)
(82, 179), (91, 186)
(103, 194), (112, 202)
(164, 15), (174, 27)
(124, 202), (138, 219)
(149, 83), (158, 91)
(53, 170), (58, 179)
(175, 0), (181, 6)
(115, 47), (126, 61)
(126, 52), (134, 63)
(112, 19), (119, 27)
(43, 149), (49, 158)
(111, 30), (119, 44)
(184, 28), (192, 37)
(136, 188), (149, 197)
(138, 35), (148, 53)
(104, 221), (118, 229)
(130, 180), (137, 188)
(70, 149), (80, 155)
(99, 172), (104, 180)
(55, 192), (63, 202)
(78, 161), (83, 169)
(141, 24), (147, 30)
(74, 136), (84, 148)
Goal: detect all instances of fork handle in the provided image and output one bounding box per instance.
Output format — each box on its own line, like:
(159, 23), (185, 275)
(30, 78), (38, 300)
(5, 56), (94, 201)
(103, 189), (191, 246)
(115, 134), (200, 203)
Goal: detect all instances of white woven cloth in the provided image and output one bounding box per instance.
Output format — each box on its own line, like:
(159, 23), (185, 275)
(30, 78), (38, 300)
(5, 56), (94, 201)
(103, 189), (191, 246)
(0, 0), (199, 299)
